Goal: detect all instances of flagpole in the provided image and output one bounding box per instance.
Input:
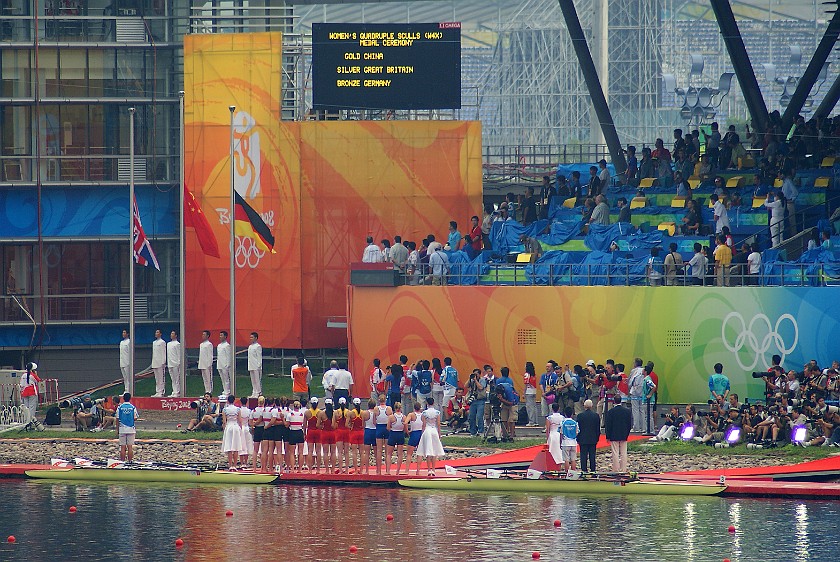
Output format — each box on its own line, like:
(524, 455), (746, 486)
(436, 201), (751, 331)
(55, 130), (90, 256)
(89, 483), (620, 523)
(178, 91), (186, 396)
(128, 107), (136, 396)
(229, 105), (236, 398)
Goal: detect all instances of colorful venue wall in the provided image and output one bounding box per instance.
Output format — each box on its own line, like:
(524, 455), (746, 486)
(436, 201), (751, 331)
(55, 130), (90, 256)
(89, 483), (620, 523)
(347, 286), (840, 404)
(184, 33), (482, 348)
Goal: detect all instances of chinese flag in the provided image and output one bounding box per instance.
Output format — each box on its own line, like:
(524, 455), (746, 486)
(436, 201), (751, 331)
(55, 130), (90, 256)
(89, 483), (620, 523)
(184, 184), (221, 258)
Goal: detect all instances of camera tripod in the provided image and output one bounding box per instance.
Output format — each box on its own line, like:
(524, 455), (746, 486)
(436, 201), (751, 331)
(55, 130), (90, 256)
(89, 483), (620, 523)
(482, 409), (508, 444)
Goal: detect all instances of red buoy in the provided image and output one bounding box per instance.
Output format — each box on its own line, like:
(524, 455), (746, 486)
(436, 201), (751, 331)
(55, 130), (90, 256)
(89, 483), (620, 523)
(728, 525), (736, 533)
(386, 513), (394, 521)
(69, 506), (77, 513)
(553, 519), (561, 528)
(6, 536), (15, 544)
(724, 559), (731, 562)
(532, 552), (540, 560)
(349, 545), (358, 554)
(225, 510), (233, 517)
(175, 538), (184, 548)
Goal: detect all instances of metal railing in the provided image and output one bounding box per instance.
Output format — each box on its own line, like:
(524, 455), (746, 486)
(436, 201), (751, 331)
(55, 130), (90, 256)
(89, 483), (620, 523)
(0, 154), (177, 183)
(0, 15), (173, 44)
(1, 293), (179, 323)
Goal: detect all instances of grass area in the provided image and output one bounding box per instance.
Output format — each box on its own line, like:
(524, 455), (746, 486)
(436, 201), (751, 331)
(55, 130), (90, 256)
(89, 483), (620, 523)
(0, 429), (223, 441)
(441, 436), (545, 450)
(88, 374), (325, 400)
(629, 439), (837, 462)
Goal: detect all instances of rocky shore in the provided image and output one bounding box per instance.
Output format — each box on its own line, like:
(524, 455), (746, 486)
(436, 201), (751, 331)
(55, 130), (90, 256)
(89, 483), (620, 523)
(0, 437), (792, 473)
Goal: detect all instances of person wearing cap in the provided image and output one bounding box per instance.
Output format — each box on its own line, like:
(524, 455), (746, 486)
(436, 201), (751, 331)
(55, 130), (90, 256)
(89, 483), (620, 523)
(117, 392), (140, 462)
(119, 329), (131, 393)
(428, 246), (450, 285)
(21, 362), (41, 427)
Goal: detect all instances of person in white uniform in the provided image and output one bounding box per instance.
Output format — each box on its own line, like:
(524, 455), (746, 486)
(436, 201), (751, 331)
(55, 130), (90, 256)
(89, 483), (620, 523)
(247, 332), (262, 397)
(119, 329), (131, 392)
(198, 330), (214, 394)
(545, 402), (565, 466)
(217, 330), (232, 397)
(415, 397), (445, 476)
(238, 396), (254, 470)
(166, 331), (182, 398)
(221, 395), (242, 469)
(150, 329), (167, 397)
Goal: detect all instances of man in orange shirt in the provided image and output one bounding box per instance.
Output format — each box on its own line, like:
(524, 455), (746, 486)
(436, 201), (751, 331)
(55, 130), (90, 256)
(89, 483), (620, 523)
(713, 234), (732, 286)
(291, 354), (311, 403)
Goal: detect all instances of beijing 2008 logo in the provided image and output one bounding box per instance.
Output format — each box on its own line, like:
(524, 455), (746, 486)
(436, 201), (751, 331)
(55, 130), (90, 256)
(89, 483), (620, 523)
(721, 312), (799, 371)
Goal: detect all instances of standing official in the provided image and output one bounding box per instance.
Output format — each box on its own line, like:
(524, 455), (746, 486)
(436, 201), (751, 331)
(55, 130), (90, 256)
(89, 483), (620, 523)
(150, 329), (166, 397)
(217, 331), (232, 397)
(576, 399), (601, 473)
(198, 330), (214, 394)
(117, 392), (139, 462)
(247, 332), (262, 397)
(21, 362), (41, 426)
(291, 354), (311, 404)
(166, 331), (182, 398)
(333, 362), (354, 404)
(604, 395), (632, 473)
(119, 329), (131, 392)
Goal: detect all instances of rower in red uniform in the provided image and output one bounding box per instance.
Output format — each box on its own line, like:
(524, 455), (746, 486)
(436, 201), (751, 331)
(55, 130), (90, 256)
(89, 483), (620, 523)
(304, 397), (321, 473)
(317, 398), (337, 474)
(335, 397), (351, 474)
(348, 397), (366, 474)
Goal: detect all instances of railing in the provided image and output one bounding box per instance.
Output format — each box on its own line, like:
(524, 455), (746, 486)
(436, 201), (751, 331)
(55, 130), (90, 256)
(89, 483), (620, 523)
(1, 293), (179, 323)
(482, 144), (617, 185)
(0, 154), (177, 183)
(0, 15), (173, 44)
(395, 262), (828, 288)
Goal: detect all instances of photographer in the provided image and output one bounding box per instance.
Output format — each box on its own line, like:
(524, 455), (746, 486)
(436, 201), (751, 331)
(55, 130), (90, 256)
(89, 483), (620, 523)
(186, 392), (219, 432)
(540, 361), (559, 421)
(496, 367), (518, 441)
(466, 369), (487, 437)
(698, 403), (724, 444)
(73, 394), (96, 432)
(95, 395), (120, 432)
(701, 407), (742, 445)
(650, 406), (683, 442)
(742, 404), (764, 443)
(554, 363), (575, 413)
(482, 365), (497, 430)
(446, 387), (469, 434)
(796, 407), (838, 448)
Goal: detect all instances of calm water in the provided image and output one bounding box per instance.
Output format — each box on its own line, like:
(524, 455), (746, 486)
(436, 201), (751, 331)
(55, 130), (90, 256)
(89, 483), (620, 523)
(0, 480), (837, 561)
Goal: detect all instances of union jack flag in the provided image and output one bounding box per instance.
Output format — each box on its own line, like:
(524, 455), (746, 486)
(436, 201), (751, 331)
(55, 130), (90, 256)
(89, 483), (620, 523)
(133, 196), (160, 270)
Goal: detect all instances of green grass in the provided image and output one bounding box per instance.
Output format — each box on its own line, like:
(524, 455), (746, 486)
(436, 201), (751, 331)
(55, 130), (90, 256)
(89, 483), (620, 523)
(441, 436), (545, 450)
(88, 373), (324, 400)
(629, 439), (837, 462)
(1, 429), (223, 441)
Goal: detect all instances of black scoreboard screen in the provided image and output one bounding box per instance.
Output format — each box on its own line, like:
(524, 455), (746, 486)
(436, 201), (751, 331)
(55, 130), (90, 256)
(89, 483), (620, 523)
(312, 22), (461, 110)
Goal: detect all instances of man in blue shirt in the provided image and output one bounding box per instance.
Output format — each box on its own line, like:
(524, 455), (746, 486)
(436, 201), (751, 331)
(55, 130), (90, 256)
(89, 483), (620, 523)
(413, 360), (433, 405)
(117, 392), (139, 462)
(496, 367), (518, 440)
(447, 221), (462, 251)
(708, 363), (731, 403)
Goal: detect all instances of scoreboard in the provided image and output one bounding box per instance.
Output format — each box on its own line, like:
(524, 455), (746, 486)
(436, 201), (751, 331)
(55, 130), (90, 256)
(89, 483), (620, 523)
(312, 23), (461, 110)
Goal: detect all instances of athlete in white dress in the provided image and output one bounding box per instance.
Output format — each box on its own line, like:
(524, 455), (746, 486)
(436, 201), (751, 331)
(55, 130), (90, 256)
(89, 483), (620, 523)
(238, 399), (254, 469)
(545, 402), (565, 465)
(405, 402), (425, 476)
(415, 397), (445, 476)
(221, 398), (242, 469)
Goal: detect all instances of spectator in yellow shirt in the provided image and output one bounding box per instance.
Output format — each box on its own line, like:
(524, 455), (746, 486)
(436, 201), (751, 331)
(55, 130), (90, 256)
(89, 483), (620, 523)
(713, 234), (732, 286)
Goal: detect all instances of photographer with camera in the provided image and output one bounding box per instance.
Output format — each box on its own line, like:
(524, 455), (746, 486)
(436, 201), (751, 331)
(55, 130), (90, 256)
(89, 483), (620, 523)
(698, 402), (724, 444)
(701, 406), (742, 445)
(73, 394), (96, 432)
(446, 387), (469, 434)
(466, 368), (487, 437)
(650, 406), (684, 442)
(540, 361), (559, 422)
(553, 363), (575, 414)
(186, 392), (219, 432)
(95, 395), (120, 432)
(481, 365), (497, 430)
(496, 367), (519, 441)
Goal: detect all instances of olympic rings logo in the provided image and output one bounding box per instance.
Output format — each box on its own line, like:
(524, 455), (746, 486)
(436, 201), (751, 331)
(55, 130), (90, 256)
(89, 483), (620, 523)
(235, 236), (265, 269)
(721, 312), (799, 371)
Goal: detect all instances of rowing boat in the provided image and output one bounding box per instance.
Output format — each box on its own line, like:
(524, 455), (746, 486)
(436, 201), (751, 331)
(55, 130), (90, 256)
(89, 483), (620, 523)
(398, 477), (726, 496)
(25, 467), (279, 485)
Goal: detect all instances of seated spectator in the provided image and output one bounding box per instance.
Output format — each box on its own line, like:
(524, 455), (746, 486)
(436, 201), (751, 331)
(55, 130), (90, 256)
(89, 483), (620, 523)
(674, 171), (691, 198)
(187, 392), (219, 432)
(821, 230), (833, 250)
(697, 155), (713, 182)
(663, 243), (684, 286)
(446, 387), (469, 432)
(519, 234), (542, 260)
(681, 199), (701, 235)
(97, 395), (120, 431)
(752, 174), (769, 198)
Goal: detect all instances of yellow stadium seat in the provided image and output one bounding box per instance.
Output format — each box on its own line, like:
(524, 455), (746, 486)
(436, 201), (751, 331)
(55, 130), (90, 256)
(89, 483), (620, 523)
(630, 196), (647, 209)
(815, 177), (830, 188)
(562, 197), (576, 208)
(738, 156), (755, 169)
(638, 177), (656, 188)
(671, 196), (687, 208)
(752, 196), (765, 208)
(687, 179), (700, 189)
(725, 176), (744, 188)
(773, 178), (783, 188)
(821, 156), (835, 168)
(657, 222), (676, 236)
(515, 253), (533, 263)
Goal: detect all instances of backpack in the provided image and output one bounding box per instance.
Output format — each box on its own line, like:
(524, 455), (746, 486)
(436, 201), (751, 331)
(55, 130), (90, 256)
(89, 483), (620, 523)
(500, 381), (520, 405)
(371, 368), (386, 393)
(417, 371), (432, 395)
(44, 405), (61, 426)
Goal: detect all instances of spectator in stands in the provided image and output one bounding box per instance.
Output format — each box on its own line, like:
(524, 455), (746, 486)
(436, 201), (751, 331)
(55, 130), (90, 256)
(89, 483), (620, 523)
(703, 122), (721, 170)
(821, 230), (833, 250)
(447, 221), (462, 251)
(597, 159), (610, 192)
(674, 148), (693, 181)
(406, 241), (419, 285)
(428, 247), (449, 286)
(581, 198), (595, 227)
(674, 171), (691, 198)
(698, 155), (713, 182)
(673, 128), (686, 157)
(710, 193), (730, 234)
(729, 242), (750, 285)
(540, 176), (557, 219)
(362, 236), (382, 263)
(764, 190), (785, 247)
(712, 176), (726, 197)
(521, 187), (538, 225)
(747, 244), (762, 286)
(624, 146), (638, 187)
(646, 246), (664, 286)
(687, 130), (701, 161)
(569, 171), (583, 200)
(638, 147), (655, 182)
(389, 236), (408, 271)
(681, 198), (701, 235)
(652, 138), (670, 162)
(663, 242), (684, 286)
(481, 203), (494, 249)
(519, 233), (542, 260)
(427, 234), (442, 254)
(588, 194), (611, 226)
(617, 197), (630, 224)
(714, 234), (732, 286)
(780, 170), (798, 238)
(467, 216), (482, 255)
(586, 166), (601, 198)
(729, 135), (747, 169)
(687, 242), (707, 286)
(752, 173), (769, 199)
(721, 225), (735, 252)
(655, 141), (673, 188)
(556, 175), (570, 198)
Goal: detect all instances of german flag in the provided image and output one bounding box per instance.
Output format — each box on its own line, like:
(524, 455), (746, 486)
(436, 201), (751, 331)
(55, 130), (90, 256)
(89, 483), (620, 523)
(234, 191), (276, 253)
